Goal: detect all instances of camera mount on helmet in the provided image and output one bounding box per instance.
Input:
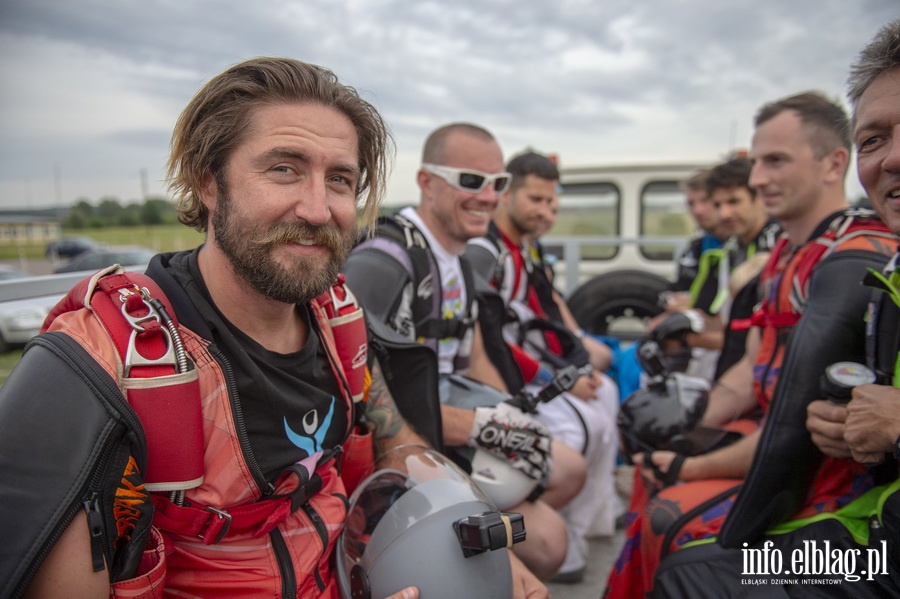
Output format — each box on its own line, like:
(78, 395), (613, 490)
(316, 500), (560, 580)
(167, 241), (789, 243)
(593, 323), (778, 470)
(337, 445), (524, 599)
(455, 510), (526, 558)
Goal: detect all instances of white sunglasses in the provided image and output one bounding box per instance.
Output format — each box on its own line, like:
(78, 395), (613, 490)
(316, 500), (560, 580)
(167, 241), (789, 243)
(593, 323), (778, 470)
(421, 163), (512, 194)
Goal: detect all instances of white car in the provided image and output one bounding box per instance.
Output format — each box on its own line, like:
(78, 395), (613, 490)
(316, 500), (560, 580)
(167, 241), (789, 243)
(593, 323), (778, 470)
(0, 293), (62, 353)
(0, 267), (62, 353)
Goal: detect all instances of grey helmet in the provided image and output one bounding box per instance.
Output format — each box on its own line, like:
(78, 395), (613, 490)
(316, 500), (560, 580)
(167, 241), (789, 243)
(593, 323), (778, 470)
(336, 445), (524, 599)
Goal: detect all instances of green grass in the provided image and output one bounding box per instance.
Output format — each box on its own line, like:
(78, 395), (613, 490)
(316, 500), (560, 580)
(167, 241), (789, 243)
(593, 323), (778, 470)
(0, 224), (205, 260)
(0, 350), (22, 385)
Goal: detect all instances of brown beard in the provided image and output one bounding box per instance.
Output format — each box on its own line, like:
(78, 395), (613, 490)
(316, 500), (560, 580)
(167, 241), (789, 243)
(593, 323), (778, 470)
(212, 186), (355, 304)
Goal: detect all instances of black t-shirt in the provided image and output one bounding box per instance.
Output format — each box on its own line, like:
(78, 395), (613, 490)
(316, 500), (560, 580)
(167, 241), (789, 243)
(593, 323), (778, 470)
(172, 250), (347, 484)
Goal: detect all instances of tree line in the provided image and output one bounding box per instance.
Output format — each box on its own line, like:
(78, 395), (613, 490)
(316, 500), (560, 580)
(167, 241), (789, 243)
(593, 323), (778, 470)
(63, 196), (179, 229)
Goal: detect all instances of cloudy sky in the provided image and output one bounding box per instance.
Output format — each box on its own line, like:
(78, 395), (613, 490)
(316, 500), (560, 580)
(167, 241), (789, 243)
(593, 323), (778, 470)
(0, 0), (895, 210)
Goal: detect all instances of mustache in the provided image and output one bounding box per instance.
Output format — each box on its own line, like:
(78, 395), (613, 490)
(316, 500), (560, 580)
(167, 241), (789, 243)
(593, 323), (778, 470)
(250, 222), (347, 250)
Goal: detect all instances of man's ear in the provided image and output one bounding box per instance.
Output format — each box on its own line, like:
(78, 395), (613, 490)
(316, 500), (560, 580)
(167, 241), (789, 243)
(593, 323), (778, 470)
(822, 146), (850, 185)
(198, 173), (218, 212)
(416, 168), (431, 194)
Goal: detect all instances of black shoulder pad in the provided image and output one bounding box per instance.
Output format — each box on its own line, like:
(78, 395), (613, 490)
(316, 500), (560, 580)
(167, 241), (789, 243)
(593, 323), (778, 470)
(0, 333), (147, 597)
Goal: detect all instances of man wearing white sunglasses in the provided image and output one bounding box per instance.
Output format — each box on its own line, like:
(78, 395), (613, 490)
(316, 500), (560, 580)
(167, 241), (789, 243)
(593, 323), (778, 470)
(343, 123), (589, 584)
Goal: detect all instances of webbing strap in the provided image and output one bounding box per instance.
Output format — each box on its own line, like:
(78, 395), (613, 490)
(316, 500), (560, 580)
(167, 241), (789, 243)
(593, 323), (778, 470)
(314, 274), (368, 406)
(151, 495), (291, 545)
(83, 267), (205, 492)
(750, 308), (800, 329)
(689, 247), (724, 310)
(416, 316), (471, 340)
(728, 317), (754, 332)
(151, 453), (336, 545)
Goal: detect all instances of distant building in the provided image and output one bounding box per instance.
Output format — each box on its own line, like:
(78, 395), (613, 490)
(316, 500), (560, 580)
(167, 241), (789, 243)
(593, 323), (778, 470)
(0, 216), (60, 246)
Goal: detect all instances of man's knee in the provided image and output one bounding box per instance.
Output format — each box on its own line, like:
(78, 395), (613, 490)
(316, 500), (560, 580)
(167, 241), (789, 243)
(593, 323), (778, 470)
(546, 440), (587, 506)
(511, 500), (568, 580)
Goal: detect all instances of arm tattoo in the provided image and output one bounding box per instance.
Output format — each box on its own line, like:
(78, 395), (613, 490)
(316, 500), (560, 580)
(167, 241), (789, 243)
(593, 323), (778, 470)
(365, 358), (405, 455)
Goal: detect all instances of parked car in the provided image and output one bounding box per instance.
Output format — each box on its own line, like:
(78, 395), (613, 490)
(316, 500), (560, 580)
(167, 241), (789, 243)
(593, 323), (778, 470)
(54, 246), (156, 274)
(45, 236), (103, 259)
(0, 292), (60, 353)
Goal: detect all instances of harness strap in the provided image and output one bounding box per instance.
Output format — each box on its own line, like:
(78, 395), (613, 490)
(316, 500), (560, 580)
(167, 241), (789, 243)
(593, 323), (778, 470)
(151, 495), (290, 545)
(416, 313), (474, 340)
(315, 274), (368, 404)
(152, 446), (341, 545)
(92, 270), (179, 378)
(151, 463), (337, 545)
(364, 214), (478, 344)
(710, 241), (736, 314)
(755, 211), (892, 332)
(77, 266), (205, 492)
(689, 247), (724, 311)
(313, 276), (376, 493)
(749, 309), (800, 328)
(727, 317), (755, 332)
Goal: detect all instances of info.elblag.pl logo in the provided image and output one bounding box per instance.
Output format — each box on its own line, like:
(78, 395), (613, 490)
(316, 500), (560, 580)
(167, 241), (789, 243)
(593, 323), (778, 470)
(741, 540), (889, 585)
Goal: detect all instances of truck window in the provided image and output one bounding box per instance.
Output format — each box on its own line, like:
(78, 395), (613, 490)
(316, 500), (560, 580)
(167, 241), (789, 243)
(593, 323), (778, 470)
(555, 182), (620, 259)
(640, 181), (693, 261)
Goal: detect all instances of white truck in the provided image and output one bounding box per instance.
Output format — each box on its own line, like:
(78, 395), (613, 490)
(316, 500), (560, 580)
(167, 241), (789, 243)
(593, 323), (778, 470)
(542, 161), (711, 341)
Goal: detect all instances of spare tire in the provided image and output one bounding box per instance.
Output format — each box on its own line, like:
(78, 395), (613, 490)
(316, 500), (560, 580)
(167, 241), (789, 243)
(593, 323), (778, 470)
(567, 270), (668, 341)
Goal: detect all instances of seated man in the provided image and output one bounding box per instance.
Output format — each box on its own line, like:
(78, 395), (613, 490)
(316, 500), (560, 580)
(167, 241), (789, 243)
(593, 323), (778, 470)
(343, 122), (584, 581)
(0, 58), (548, 599)
(605, 90), (898, 598)
(666, 169), (727, 311)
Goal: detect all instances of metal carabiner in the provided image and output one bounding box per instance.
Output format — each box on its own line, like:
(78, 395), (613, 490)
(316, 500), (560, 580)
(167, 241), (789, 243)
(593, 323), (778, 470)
(119, 287), (177, 375)
(328, 283), (359, 314)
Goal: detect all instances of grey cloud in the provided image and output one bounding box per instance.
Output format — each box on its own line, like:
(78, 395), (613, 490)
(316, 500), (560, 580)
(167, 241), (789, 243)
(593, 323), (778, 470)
(0, 0), (895, 207)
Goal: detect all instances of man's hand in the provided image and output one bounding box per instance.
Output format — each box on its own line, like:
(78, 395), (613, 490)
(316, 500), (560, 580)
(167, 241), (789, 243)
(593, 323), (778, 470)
(469, 403), (552, 480)
(509, 552), (550, 599)
(568, 370), (602, 401)
(845, 384), (900, 464)
(661, 291), (692, 313)
(806, 399), (852, 459)
(633, 451), (690, 493)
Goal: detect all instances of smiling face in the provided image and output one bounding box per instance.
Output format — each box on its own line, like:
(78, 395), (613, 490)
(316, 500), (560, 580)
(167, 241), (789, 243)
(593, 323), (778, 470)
(416, 130), (505, 253)
(533, 193), (560, 239)
(201, 102), (359, 304)
(749, 110), (831, 227)
(710, 185), (764, 244)
(854, 66), (900, 236)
